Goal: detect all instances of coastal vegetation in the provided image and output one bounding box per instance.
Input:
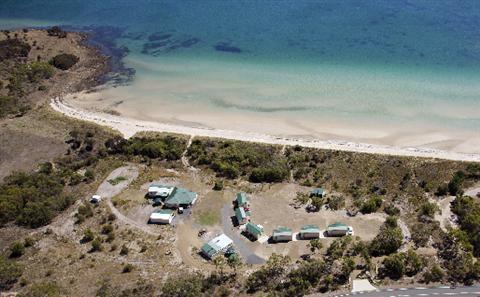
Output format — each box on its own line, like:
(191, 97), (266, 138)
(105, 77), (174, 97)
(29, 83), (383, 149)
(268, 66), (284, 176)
(1, 27), (480, 296)
(50, 53), (79, 70)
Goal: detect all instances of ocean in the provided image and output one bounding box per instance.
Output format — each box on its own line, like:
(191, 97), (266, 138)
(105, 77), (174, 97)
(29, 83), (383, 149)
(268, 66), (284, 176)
(1, 0), (480, 153)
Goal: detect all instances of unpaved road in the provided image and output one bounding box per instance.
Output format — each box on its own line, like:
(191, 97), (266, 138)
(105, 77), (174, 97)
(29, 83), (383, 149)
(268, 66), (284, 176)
(97, 165), (160, 236)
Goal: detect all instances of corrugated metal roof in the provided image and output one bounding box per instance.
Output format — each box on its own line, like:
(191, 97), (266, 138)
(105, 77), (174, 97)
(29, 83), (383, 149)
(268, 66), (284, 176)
(300, 224), (320, 232)
(328, 222), (348, 230)
(273, 226), (292, 234)
(235, 207), (247, 220)
(236, 192), (249, 204)
(164, 187), (197, 206)
(246, 222), (263, 236)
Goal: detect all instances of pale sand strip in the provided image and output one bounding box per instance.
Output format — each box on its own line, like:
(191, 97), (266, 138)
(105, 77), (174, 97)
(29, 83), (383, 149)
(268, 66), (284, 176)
(50, 97), (480, 163)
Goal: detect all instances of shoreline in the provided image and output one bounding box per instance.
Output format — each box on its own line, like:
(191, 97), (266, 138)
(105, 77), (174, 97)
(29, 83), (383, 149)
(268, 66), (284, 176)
(50, 96), (480, 163)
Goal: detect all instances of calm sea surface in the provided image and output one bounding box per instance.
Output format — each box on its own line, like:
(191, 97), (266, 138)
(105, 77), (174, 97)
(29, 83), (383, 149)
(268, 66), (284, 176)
(1, 1), (480, 143)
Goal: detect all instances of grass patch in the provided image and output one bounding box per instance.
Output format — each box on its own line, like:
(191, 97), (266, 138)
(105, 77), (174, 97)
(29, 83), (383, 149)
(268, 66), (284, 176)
(107, 176), (127, 185)
(196, 210), (219, 226)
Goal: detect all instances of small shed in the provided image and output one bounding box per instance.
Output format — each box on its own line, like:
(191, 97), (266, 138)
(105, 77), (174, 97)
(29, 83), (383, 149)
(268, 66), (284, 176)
(327, 222), (353, 237)
(201, 234), (233, 259)
(149, 209), (175, 224)
(299, 224), (321, 239)
(235, 207), (248, 225)
(310, 188), (326, 198)
(164, 187), (198, 208)
(236, 192), (250, 208)
(272, 226), (293, 242)
(90, 195), (102, 203)
(245, 222), (264, 240)
(148, 184), (174, 198)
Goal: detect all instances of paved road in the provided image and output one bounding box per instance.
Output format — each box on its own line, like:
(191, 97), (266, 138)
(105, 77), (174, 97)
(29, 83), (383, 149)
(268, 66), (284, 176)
(332, 285), (480, 297)
(220, 204), (265, 265)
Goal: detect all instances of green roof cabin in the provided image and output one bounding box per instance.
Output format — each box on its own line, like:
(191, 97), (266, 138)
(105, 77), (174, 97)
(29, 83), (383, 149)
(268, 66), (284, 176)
(326, 222), (354, 237)
(299, 224), (321, 239)
(272, 226), (293, 242)
(236, 192), (250, 208)
(245, 222), (264, 240)
(235, 207), (249, 225)
(163, 187), (198, 209)
(201, 234), (233, 259)
(310, 188), (326, 198)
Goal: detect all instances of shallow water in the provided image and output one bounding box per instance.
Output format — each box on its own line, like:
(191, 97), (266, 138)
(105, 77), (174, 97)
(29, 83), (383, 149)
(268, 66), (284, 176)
(1, 0), (480, 152)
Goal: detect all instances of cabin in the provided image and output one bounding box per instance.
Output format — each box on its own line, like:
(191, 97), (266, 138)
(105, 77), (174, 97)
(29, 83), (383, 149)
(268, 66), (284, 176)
(245, 222), (264, 240)
(310, 188), (326, 198)
(148, 184), (174, 198)
(327, 222), (354, 237)
(272, 226), (293, 242)
(299, 224), (321, 239)
(201, 234), (233, 259)
(149, 209), (175, 224)
(163, 187), (198, 209)
(236, 192), (250, 209)
(235, 207), (249, 225)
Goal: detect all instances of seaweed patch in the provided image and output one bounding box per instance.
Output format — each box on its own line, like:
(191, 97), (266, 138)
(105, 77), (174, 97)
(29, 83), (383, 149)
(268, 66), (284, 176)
(214, 41), (242, 53)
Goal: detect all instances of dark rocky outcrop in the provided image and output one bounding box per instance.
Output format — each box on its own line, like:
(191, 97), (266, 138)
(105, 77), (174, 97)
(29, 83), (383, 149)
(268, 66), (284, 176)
(46, 26), (67, 38)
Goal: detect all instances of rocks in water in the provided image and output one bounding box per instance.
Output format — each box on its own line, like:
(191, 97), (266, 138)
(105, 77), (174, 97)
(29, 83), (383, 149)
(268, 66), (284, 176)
(213, 41), (242, 53)
(142, 34), (200, 56)
(180, 38), (200, 48)
(147, 32), (172, 42)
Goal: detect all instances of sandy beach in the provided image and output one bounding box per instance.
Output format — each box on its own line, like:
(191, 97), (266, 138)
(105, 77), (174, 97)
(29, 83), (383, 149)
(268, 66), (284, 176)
(51, 94), (480, 162)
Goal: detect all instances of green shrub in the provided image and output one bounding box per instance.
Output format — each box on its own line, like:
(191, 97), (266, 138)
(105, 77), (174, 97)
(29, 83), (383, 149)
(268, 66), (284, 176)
(50, 53), (79, 70)
(161, 273), (205, 297)
(360, 195), (383, 214)
(91, 238), (103, 252)
(213, 180), (224, 191)
(448, 171), (465, 196)
(0, 38), (31, 60)
(382, 253), (405, 279)
(9, 241), (25, 258)
(83, 228), (95, 242)
(120, 244), (129, 256)
(249, 165), (289, 183)
(122, 263), (134, 273)
(25, 281), (60, 297)
(24, 236), (35, 247)
(369, 216), (403, 256)
(451, 195), (480, 257)
(0, 170), (70, 228)
(0, 255), (22, 290)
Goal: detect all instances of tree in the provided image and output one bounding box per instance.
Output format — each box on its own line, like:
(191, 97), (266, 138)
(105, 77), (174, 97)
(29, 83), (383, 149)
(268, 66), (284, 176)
(122, 264), (134, 273)
(369, 216), (403, 256)
(382, 253), (405, 279)
(161, 273), (204, 297)
(245, 253), (290, 293)
(423, 264), (444, 284)
(404, 249), (424, 276)
(360, 195), (383, 214)
(309, 239), (323, 254)
(227, 254), (242, 273)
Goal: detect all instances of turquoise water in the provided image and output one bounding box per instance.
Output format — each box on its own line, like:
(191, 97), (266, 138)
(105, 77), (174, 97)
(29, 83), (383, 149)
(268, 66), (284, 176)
(1, 1), (480, 148)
